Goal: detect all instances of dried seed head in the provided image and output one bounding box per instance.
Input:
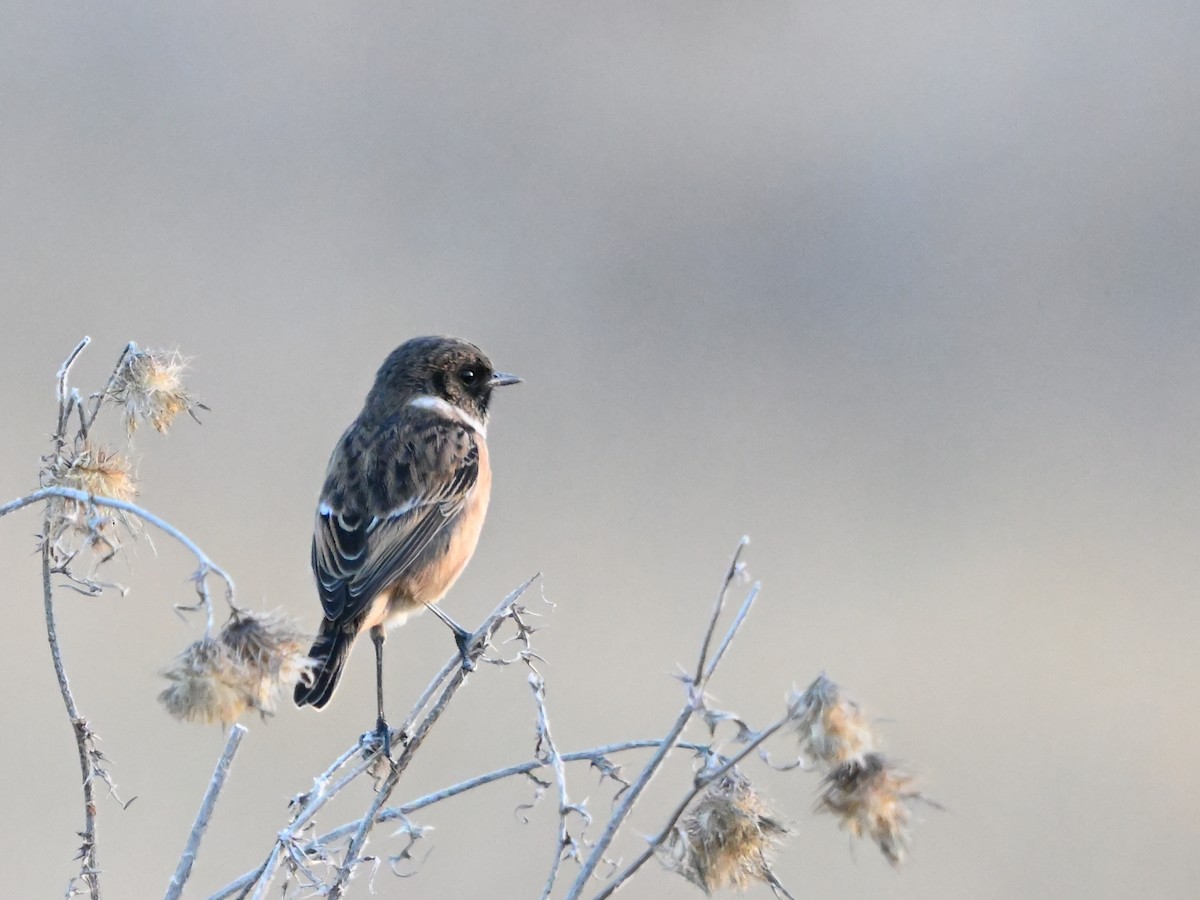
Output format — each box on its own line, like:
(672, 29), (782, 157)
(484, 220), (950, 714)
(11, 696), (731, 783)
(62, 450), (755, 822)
(791, 674), (877, 767)
(817, 753), (920, 867)
(219, 610), (315, 714)
(108, 347), (200, 435)
(660, 770), (790, 894)
(43, 440), (138, 547)
(158, 638), (251, 726)
(159, 612), (314, 726)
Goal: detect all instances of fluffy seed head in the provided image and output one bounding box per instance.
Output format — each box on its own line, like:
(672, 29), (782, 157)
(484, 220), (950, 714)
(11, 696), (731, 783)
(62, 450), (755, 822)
(817, 752), (919, 867)
(43, 440), (138, 547)
(159, 612), (313, 725)
(660, 770), (790, 894)
(791, 674), (877, 767)
(219, 611), (314, 714)
(108, 347), (199, 435)
(158, 638), (251, 726)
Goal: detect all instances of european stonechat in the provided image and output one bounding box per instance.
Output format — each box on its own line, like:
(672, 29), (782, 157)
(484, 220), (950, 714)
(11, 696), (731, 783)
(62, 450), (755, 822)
(293, 336), (520, 748)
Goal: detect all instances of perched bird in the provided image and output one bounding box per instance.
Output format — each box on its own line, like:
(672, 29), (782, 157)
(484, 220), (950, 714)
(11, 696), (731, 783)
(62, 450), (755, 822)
(293, 336), (520, 750)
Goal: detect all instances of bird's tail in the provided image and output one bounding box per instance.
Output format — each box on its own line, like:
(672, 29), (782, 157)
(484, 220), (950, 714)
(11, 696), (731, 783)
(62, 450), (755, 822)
(294, 624), (354, 709)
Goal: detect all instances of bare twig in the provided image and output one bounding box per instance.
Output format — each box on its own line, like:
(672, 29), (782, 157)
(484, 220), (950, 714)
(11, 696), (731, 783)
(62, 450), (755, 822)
(165, 724), (248, 900)
(54, 337), (90, 448)
(43, 340), (103, 900)
(694, 536), (749, 685)
(566, 539), (751, 899)
(529, 672), (587, 899)
(703, 581), (760, 683)
(81, 342), (135, 434)
(43, 509), (100, 900)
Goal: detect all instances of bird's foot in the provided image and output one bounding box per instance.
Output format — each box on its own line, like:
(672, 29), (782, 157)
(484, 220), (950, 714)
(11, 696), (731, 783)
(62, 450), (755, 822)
(372, 717), (392, 757)
(453, 626), (477, 672)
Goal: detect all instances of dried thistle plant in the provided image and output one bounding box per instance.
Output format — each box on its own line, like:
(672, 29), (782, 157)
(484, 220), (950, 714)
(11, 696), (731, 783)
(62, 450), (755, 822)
(107, 346), (203, 435)
(158, 638), (251, 726)
(219, 611), (314, 714)
(816, 752), (923, 867)
(660, 769), (790, 894)
(159, 612), (313, 725)
(42, 439), (139, 551)
(791, 674), (877, 767)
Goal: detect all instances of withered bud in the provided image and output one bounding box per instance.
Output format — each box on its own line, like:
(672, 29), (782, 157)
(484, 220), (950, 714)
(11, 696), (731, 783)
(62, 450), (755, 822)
(790, 674), (877, 767)
(660, 769), (790, 894)
(159, 611), (313, 725)
(108, 346), (201, 435)
(816, 752), (921, 867)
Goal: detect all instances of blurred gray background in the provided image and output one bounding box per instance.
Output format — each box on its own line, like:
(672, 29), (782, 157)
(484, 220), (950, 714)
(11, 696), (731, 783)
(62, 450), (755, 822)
(2, 2), (1198, 897)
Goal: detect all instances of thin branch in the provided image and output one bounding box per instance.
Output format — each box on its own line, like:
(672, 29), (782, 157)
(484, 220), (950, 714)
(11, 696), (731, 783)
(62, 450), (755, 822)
(702, 581), (760, 683)
(529, 673), (583, 900)
(43, 509), (100, 900)
(592, 714), (792, 900)
(693, 536), (749, 685)
(207, 740), (713, 900)
(82, 342), (135, 434)
(54, 337), (90, 446)
(2, 487), (238, 632)
(566, 539), (751, 899)
(165, 724), (248, 900)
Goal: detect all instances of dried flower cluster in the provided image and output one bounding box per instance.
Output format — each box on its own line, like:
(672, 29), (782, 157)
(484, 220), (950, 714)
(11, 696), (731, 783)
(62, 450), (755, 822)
(159, 612), (313, 725)
(791, 673), (875, 767)
(661, 770), (790, 894)
(816, 753), (919, 867)
(791, 674), (928, 867)
(108, 346), (202, 435)
(42, 439), (138, 551)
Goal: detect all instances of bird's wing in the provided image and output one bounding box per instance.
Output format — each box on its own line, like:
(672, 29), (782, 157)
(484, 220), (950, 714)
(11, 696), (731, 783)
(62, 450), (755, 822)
(311, 415), (480, 625)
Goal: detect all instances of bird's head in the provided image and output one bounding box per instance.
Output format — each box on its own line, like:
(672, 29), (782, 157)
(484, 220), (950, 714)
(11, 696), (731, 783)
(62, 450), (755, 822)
(368, 335), (521, 427)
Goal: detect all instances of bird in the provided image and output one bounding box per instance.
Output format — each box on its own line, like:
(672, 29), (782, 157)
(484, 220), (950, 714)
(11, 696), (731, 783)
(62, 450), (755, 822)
(293, 335), (520, 752)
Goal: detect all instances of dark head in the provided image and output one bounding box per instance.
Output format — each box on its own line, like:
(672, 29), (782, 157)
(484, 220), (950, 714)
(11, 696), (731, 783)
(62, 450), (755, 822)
(366, 335), (520, 426)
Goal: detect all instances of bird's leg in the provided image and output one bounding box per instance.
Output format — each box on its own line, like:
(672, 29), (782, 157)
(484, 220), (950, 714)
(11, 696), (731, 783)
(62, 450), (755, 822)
(426, 603), (477, 671)
(371, 625), (391, 756)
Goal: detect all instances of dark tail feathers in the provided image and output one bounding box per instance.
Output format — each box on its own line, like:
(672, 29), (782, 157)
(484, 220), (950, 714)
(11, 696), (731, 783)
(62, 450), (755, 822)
(294, 625), (354, 709)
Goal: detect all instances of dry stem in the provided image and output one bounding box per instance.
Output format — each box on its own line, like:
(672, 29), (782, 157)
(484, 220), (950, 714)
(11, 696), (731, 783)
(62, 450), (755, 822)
(165, 724), (248, 900)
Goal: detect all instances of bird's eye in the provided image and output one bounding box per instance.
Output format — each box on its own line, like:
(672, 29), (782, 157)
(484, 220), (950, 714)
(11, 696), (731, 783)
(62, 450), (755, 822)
(459, 367), (479, 385)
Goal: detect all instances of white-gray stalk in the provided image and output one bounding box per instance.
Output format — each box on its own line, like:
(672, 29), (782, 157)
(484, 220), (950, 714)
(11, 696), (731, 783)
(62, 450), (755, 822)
(165, 724), (248, 900)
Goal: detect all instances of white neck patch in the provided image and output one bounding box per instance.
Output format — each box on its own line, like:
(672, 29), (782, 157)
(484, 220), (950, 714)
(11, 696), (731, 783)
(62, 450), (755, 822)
(408, 395), (487, 436)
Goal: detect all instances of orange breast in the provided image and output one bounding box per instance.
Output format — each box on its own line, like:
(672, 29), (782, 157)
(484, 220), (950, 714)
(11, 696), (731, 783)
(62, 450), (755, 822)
(390, 435), (492, 619)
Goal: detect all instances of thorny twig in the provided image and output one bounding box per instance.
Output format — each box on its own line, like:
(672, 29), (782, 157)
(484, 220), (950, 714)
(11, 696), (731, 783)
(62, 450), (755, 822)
(231, 576), (539, 899)
(528, 672), (589, 900)
(207, 739), (713, 900)
(565, 538), (753, 898)
(44, 507), (100, 900)
(42, 339), (103, 900)
(325, 577), (538, 898)
(165, 724), (248, 900)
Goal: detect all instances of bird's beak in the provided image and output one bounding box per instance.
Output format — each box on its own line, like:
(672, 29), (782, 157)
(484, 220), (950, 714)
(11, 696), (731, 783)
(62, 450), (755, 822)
(488, 371), (522, 387)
